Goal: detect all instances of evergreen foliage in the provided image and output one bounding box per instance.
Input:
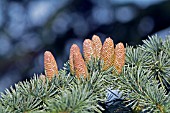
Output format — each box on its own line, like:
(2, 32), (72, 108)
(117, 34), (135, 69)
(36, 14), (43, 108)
(0, 34), (169, 113)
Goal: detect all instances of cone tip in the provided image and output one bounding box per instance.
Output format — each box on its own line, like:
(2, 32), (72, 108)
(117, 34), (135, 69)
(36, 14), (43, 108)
(116, 42), (124, 47)
(71, 44), (79, 48)
(92, 34), (99, 38)
(83, 39), (92, 43)
(104, 37), (113, 43)
(44, 51), (51, 55)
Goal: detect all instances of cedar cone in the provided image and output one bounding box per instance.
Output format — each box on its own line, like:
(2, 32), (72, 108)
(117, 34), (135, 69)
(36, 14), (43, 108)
(113, 42), (125, 74)
(92, 35), (102, 59)
(83, 39), (95, 63)
(101, 37), (114, 70)
(69, 44), (80, 75)
(70, 44), (88, 78)
(44, 51), (58, 80)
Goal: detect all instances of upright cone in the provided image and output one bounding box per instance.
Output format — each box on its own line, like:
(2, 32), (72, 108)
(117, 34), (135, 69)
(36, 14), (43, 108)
(70, 44), (88, 78)
(83, 39), (95, 63)
(69, 44), (80, 75)
(113, 42), (125, 74)
(44, 51), (58, 80)
(101, 38), (114, 70)
(92, 35), (102, 59)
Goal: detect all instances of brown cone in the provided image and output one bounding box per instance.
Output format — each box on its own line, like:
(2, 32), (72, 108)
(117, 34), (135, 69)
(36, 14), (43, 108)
(113, 42), (125, 74)
(69, 44), (80, 75)
(101, 37), (114, 70)
(92, 35), (102, 59)
(83, 39), (95, 63)
(71, 44), (88, 78)
(44, 51), (58, 80)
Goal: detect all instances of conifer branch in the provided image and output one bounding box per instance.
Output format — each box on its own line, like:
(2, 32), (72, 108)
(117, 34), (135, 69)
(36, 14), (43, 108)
(0, 34), (169, 113)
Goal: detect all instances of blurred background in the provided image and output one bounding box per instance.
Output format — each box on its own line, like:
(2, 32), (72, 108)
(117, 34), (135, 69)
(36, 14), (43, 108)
(0, 0), (170, 92)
